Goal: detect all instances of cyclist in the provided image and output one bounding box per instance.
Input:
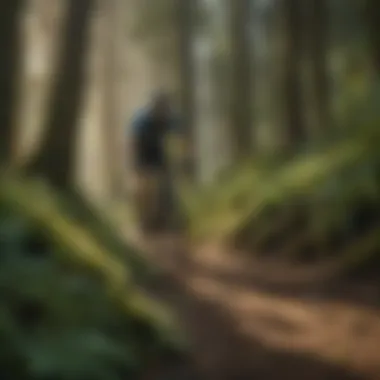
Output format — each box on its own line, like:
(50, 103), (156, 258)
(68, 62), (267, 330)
(130, 92), (178, 232)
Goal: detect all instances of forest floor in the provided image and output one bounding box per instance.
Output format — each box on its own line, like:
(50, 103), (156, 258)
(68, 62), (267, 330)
(129, 230), (380, 380)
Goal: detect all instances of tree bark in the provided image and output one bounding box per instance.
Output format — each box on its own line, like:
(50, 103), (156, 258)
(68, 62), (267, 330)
(100, 0), (125, 198)
(308, 0), (330, 137)
(367, 0), (380, 73)
(177, 0), (196, 178)
(283, 0), (306, 149)
(24, 0), (94, 189)
(228, 0), (253, 159)
(0, 0), (24, 165)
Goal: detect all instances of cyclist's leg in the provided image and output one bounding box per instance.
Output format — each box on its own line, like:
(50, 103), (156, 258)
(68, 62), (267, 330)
(134, 168), (150, 229)
(139, 165), (170, 231)
(134, 144), (159, 230)
(136, 166), (164, 231)
(148, 168), (161, 227)
(153, 165), (174, 230)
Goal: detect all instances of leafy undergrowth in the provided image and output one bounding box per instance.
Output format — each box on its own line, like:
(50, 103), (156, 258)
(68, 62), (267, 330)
(62, 191), (157, 284)
(0, 176), (187, 380)
(183, 130), (380, 272)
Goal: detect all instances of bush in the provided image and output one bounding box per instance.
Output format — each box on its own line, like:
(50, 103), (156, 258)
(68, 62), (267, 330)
(183, 131), (380, 270)
(0, 177), (186, 380)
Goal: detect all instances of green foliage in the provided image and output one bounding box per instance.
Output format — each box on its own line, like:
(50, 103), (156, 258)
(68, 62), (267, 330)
(184, 139), (364, 237)
(0, 177), (186, 379)
(183, 117), (380, 267)
(62, 191), (159, 284)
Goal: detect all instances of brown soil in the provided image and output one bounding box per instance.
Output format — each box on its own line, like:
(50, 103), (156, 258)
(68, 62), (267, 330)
(132, 232), (380, 380)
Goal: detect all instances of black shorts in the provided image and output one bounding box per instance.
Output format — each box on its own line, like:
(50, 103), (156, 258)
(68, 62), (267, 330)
(135, 146), (166, 172)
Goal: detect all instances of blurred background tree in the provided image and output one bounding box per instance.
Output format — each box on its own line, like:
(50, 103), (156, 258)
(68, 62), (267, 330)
(0, 0), (25, 165)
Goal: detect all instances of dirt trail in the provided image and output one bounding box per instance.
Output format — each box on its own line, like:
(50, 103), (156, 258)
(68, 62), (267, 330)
(133, 233), (380, 380)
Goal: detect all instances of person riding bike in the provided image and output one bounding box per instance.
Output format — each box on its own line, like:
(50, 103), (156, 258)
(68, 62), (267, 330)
(130, 92), (179, 232)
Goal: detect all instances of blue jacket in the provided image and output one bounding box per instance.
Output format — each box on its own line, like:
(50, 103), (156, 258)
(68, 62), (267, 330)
(131, 107), (178, 136)
(130, 107), (179, 166)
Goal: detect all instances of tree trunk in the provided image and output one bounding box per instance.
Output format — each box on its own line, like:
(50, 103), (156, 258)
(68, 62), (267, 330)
(307, 0), (330, 138)
(24, 0), (94, 189)
(177, 0), (196, 178)
(0, 0), (24, 165)
(100, 0), (125, 198)
(367, 0), (380, 73)
(283, 0), (306, 149)
(228, 0), (253, 159)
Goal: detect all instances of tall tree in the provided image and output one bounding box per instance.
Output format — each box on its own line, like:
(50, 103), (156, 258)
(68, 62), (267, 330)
(176, 0), (196, 178)
(24, 0), (95, 189)
(283, 0), (306, 148)
(228, 0), (253, 159)
(307, 0), (330, 137)
(100, 0), (126, 198)
(367, 0), (380, 73)
(0, 0), (24, 165)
